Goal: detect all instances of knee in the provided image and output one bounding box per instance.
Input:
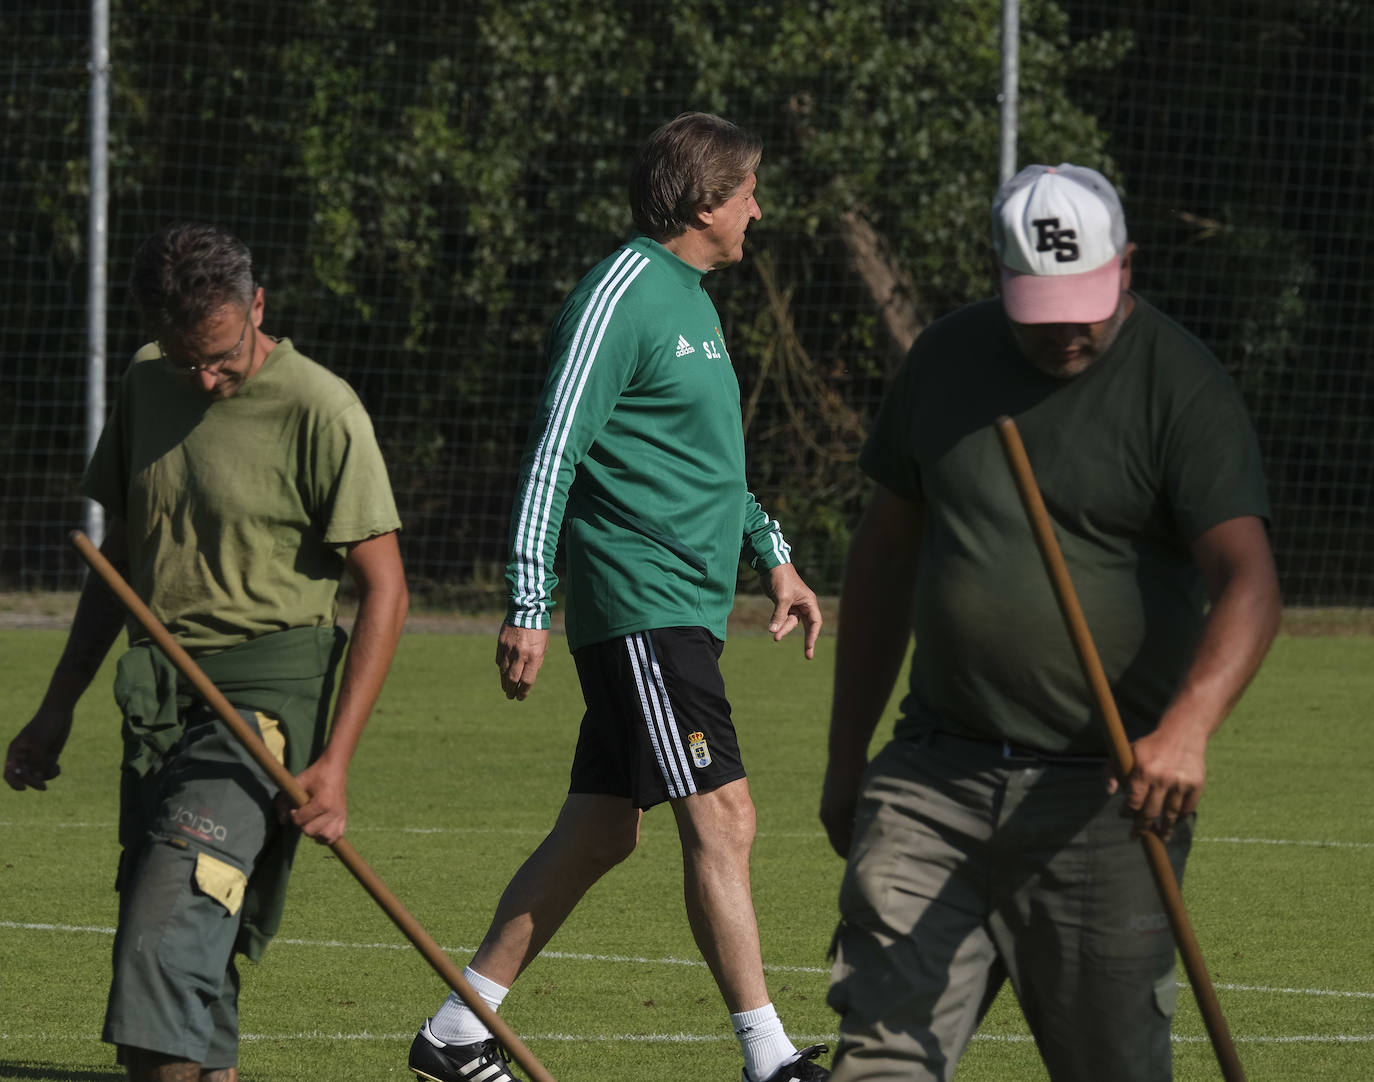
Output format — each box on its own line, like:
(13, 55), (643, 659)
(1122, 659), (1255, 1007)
(722, 787), (757, 847)
(679, 781), (757, 854)
(589, 815), (639, 868)
(561, 807), (639, 871)
(721, 778), (757, 821)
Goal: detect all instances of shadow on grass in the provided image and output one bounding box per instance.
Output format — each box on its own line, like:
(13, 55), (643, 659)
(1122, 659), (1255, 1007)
(0, 1063), (124, 1081)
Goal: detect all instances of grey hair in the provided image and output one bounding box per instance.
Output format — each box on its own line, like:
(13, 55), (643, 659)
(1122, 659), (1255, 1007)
(129, 221), (255, 332)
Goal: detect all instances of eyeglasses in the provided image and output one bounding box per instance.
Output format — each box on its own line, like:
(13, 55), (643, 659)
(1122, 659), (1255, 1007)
(160, 309), (252, 375)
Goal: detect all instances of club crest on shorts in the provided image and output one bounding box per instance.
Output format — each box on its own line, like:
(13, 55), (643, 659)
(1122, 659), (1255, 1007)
(687, 731), (712, 768)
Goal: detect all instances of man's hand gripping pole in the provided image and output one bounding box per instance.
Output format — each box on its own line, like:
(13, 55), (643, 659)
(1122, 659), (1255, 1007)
(993, 421), (1246, 1082)
(70, 530), (557, 1082)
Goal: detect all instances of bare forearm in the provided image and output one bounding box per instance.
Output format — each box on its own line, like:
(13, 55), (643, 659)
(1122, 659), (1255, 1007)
(320, 583), (408, 768)
(820, 487), (922, 856)
(41, 554), (128, 711)
(828, 490), (923, 769)
(1158, 563), (1280, 741)
(286, 533), (407, 843)
(830, 572), (912, 766)
(1114, 517), (1279, 832)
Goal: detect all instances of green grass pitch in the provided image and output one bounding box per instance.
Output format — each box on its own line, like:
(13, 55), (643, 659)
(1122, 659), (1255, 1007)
(1, 625), (1371, 1080)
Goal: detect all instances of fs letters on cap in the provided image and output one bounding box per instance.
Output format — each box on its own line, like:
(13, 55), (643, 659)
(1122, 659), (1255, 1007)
(992, 163), (1128, 325)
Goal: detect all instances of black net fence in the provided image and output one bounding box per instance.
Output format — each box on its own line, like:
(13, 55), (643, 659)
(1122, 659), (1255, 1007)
(2, 0), (1369, 606)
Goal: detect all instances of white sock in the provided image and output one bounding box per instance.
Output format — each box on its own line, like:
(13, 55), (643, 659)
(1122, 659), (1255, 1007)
(425, 966), (509, 1046)
(732, 1003), (798, 1082)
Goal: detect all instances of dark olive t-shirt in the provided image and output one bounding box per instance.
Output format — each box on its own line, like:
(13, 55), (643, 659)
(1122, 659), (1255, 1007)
(861, 296), (1270, 750)
(83, 339), (401, 655)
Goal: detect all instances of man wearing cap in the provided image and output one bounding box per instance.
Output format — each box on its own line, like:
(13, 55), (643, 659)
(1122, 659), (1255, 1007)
(818, 163), (1280, 1079)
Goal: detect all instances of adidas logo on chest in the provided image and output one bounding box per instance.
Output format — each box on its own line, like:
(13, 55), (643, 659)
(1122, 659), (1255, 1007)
(674, 334), (724, 360)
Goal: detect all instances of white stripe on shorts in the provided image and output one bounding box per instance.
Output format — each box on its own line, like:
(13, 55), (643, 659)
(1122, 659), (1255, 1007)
(625, 632), (696, 798)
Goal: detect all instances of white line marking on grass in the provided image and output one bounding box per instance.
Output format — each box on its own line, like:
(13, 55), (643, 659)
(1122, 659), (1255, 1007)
(0, 820), (115, 829)
(386, 826), (548, 835)
(1179, 1034), (1374, 1044)
(273, 936), (413, 950)
(9, 921), (1374, 1003)
(0, 921), (822, 974)
(700, 831), (1374, 849)
(5, 821), (1374, 850)
(6, 1030), (1373, 1046)
(1, 920), (117, 935)
(233, 1031), (1374, 1046)
(1200, 835), (1374, 850)
(971, 1034), (1374, 1045)
(533, 948), (827, 974)
(1214, 982), (1374, 1000)
(358, 828), (1374, 850)
(526, 1032), (1374, 1047)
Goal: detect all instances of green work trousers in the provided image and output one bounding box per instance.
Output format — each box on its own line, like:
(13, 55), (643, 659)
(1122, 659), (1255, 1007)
(103, 708), (285, 1068)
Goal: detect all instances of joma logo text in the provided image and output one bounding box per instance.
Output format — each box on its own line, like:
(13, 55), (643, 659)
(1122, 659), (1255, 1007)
(1127, 911), (1170, 934)
(171, 804), (229, 842)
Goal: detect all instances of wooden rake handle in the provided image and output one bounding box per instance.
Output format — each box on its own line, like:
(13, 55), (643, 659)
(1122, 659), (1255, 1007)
(71, 530), (557, 1082)
(992, 421), (1246, 1082)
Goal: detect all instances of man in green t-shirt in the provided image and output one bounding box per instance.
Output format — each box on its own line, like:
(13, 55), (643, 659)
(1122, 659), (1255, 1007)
(4, 222), (409, 1082)
(819, 165), (1281, 1080)
(410, 113), (828, 1082)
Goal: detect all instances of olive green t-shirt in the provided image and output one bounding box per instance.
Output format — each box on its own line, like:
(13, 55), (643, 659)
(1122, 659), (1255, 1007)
(83, 338), (401, 654)
(861, 296), (1270, 751)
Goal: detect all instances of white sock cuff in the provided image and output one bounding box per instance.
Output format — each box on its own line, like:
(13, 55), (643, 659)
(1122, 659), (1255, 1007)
(733, 1002), (799, 1082)
(426, 967), (509, 1045)
(463, 965), (511, 1009)
(731, 1002), (780, 1034)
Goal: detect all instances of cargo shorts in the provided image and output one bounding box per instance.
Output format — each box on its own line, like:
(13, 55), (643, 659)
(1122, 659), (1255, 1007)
(103, 707), (288, 1069)
(828, 729), (1193, 1082)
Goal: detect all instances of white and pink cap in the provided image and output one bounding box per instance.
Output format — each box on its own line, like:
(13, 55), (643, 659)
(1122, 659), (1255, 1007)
(991, 163), (1128, 324)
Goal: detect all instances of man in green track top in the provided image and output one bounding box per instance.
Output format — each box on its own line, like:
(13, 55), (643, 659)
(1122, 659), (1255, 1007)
(409, 112), (829, 1082)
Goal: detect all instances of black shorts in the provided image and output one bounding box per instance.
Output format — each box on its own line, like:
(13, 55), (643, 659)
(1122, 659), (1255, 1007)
(570, 626), (746, 809)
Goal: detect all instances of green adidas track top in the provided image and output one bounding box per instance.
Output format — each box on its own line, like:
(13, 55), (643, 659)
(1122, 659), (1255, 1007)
(505, 234), (791, 651)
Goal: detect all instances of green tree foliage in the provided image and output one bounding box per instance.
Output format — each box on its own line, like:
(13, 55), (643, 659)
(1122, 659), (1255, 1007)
(5, 1), (1366, 602)
(4, 0), (1124, 595)
(1060, 0), (1374, 601)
